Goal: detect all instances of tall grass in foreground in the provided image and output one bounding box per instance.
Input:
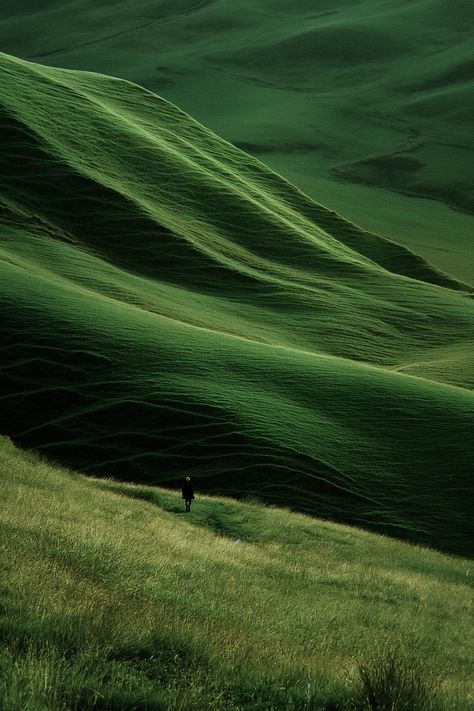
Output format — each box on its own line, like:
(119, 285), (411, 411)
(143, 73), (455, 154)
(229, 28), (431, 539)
(1, 437), (472, 709)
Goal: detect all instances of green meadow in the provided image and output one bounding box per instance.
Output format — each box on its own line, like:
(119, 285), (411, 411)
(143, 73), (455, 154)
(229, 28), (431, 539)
(0, 0), (472, 281)
(1, 52), (473, 556)
(0, 5), (473, 704)
(1, 436), (473, 710)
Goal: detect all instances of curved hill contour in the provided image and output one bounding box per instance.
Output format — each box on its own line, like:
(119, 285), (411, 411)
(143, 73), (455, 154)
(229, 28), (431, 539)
(0, 0), (473, 282)
(0, 52), (473, 554)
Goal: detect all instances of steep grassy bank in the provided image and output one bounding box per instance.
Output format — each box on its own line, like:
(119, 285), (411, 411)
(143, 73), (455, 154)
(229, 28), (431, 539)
(1, 437), (473, 710)
(1, 0), (473, 280)
(1, 52), (473, 554)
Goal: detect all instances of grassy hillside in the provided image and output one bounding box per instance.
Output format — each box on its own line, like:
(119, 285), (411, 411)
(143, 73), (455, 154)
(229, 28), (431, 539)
(1, 436), (473, 710)
(1, 52), (473, 555)
(0, 0), (473, 281)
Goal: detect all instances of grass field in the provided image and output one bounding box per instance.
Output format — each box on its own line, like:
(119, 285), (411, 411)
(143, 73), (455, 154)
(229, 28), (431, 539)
(1, 8), (473, 709)
(1, 435), (473, 710)
(1, 52), (473, 556)
(0, 0), (472, 281)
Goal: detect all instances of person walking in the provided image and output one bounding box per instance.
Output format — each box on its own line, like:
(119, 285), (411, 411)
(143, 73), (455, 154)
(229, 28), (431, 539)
(181, 476), (194, 512)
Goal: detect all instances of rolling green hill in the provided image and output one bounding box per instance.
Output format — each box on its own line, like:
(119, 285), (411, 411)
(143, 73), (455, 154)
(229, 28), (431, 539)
(0, 436), (473, 710)
(1, 52), (473, 555)
(0, 0), (473, 281)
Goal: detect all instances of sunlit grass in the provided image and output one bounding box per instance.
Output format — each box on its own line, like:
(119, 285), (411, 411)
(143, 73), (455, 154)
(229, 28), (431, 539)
(1, 437), (472, 709)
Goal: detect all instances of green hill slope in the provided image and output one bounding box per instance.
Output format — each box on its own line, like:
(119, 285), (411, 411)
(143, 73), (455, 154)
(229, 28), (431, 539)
(1, 52), (473, 555)
(1, 436), (473, 710)
(0, 0), (473, 281)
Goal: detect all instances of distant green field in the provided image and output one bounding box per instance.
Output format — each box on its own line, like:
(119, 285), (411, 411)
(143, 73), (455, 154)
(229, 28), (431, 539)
(0, 0), (472, 281)
(1, 52), (473, 555)
(1, 436), (473, 710)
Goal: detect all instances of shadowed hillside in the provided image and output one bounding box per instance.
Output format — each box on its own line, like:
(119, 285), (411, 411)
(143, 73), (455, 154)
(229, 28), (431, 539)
(1, 52), (473, 555)
(0, 0), (473, 281)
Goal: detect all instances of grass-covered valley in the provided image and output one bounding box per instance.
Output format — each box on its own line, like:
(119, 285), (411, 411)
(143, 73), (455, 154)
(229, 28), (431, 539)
(1, 436), (473, 710)
(1, 0), (473, 281)
(1, 52), (473, 557)
(0, 3), (473, 706)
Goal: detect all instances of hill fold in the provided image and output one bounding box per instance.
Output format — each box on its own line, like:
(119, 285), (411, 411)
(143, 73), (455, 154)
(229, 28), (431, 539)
(1, 52), (473, 554)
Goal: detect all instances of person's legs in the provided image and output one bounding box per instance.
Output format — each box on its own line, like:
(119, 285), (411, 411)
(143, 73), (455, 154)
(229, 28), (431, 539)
(185, 499), (191, 512)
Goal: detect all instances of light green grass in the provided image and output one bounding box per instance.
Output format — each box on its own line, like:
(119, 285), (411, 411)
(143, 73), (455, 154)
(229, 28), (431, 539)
(1, 436), (473, 710)
(0, 0), (472, 280)
(1, 51), (474, 554)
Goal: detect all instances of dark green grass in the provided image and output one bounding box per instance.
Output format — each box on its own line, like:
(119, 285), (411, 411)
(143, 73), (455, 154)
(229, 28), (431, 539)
(0, 0), (472, 280)
(0, 52), (473, 554)
(0, 437), (473, 710)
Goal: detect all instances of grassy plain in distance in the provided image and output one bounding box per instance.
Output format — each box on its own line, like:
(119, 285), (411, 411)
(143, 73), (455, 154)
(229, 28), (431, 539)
(0, 0), (472, 281)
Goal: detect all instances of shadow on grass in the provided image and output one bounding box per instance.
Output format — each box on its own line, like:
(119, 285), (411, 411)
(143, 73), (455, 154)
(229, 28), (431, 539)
(0, 589), (446, 710)
(96, 480), (264, 542)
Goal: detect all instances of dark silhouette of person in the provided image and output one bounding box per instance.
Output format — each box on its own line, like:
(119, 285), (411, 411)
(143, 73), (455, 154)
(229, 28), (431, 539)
(181, 476), (194, 512)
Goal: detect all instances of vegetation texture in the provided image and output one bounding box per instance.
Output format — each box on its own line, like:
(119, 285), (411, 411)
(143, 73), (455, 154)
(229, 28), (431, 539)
(0, 0), (473, 280)
(0, 436), (472, 710)
(1, 52), (473, 555)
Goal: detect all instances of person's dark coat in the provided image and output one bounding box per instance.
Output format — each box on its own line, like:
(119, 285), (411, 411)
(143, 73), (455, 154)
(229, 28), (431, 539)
(181, 479), (194, 501)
